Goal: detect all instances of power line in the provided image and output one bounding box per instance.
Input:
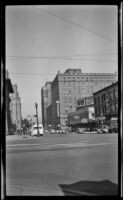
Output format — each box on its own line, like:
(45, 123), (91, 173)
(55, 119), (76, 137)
(35, 6), (117, 44)
(9, 72), (56, 76)
(7, 53), (117, 58)
(42, 53), (117, 57)
(7, 56), (117, 63)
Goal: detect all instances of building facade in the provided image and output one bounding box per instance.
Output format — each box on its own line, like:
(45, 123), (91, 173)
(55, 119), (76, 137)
(46, 105), (52, 128)
(41, 82), (52, 128)
(51, 68), (117, 129)
(93, 81), (118, 127)
(10, 84), (22, 131)
(6, 70), (14, 135)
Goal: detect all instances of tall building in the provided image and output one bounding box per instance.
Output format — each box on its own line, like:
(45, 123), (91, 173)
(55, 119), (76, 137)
(41, 82), (52, 128)
(51, 68), (117, 129)
(10, 84), (22, 131)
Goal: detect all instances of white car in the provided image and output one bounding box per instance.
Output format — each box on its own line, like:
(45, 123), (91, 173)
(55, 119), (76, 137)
(31, 124), (44, 136)
(102, 127), (108, 133)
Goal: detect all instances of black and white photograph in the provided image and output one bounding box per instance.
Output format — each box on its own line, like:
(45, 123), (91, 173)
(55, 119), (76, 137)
(2, 3), (122, 197)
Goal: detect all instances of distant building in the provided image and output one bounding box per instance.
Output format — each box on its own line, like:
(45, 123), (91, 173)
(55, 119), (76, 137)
(6, 70), (14, 135)
(41, 82), (52, 128)
(10, 84), (22, 131)
(51, 68), (117, 129)
(46, 105), (52, 128)
(93, 81), (118, 127)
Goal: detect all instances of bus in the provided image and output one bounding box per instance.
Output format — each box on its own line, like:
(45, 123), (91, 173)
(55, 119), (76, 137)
(31, 124), (44, 136)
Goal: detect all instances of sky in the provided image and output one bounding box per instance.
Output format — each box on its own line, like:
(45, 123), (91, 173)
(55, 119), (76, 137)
(6, 5), (118, 120)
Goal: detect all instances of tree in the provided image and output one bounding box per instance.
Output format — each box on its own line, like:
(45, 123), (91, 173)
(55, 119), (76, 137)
(22, 119), (31, 129)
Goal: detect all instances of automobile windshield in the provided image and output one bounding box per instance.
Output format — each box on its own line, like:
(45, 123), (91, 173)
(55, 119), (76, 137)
(34, 127), (42, 129)
(34, 127), (38, 130)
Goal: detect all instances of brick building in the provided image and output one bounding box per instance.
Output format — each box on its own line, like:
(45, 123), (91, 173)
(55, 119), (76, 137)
(93, 81), (118, 127)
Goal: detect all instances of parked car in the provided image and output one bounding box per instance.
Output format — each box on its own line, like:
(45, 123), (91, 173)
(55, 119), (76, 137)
(50, 129), (56, 134)
(108, 126), (118, 133)
(102, 127), (109, 133)
(96, 128), (102, 133)
(78, 128), (84, 134)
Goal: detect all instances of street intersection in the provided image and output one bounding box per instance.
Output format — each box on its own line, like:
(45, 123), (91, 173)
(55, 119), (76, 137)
(6, 133), (118, 196)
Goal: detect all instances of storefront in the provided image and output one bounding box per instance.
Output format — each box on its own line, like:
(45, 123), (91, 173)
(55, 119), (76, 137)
(95, 116), (106, 128)
(68, 108), (96, 131)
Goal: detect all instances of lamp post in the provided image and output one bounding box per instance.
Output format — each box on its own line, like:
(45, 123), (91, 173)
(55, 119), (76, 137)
(56, 100), (60, 129)
(35, 103), (39, 136)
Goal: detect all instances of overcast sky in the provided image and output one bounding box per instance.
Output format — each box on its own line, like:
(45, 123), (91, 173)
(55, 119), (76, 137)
(6, 5), (118, 120)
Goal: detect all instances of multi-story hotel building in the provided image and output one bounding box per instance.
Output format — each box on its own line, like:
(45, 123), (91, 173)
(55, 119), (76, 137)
(93, 81), (118, 127)
(41, 82), (52, 128)
(10, 84), (22, 131)
(51, 68), (117, 129)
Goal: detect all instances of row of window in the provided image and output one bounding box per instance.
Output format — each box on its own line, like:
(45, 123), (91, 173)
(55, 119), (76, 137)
(94, 89), (117, 105)
(95, 102), (118, 116)
(61, 76), (114, 81)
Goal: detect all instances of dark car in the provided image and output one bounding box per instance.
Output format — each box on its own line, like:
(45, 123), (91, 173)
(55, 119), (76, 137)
(108, 126), (118, 133)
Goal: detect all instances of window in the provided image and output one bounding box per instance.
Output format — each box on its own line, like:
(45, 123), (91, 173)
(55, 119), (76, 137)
(103, 94), (106, 102)
(98, 107), (101, 115)
(98, 97), (100, 104)
(113, 90), (116, 99)
(94, 98), (96, 105)
(95, 108), (97, 115)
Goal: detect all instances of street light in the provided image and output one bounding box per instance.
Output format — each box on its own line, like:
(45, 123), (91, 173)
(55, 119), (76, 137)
(56, 100), (60, 129)
(35, 103), (39, 136)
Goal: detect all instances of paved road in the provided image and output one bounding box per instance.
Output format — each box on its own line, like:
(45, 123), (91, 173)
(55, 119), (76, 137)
(6, 133), (118, 196)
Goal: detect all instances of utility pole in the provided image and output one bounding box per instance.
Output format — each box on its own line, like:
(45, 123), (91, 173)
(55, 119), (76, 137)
(35, 103), (39, 136)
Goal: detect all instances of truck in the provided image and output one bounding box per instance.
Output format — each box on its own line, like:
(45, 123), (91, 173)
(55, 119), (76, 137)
(31, 124), (44, 136)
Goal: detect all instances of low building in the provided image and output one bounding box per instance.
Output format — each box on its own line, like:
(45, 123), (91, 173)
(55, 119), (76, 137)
(68, 96), (95, 131)
(93, 82), (118, 128)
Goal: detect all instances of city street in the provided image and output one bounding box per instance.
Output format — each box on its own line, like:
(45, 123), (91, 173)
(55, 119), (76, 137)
(6, 133), (118, 196)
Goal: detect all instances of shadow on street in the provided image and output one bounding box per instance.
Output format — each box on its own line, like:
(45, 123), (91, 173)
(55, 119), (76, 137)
(59, 179), (118, 196)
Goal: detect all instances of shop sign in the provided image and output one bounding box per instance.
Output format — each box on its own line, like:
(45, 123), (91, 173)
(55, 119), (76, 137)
(95, 116), (106, 121)
(81, 118), (88, 123)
